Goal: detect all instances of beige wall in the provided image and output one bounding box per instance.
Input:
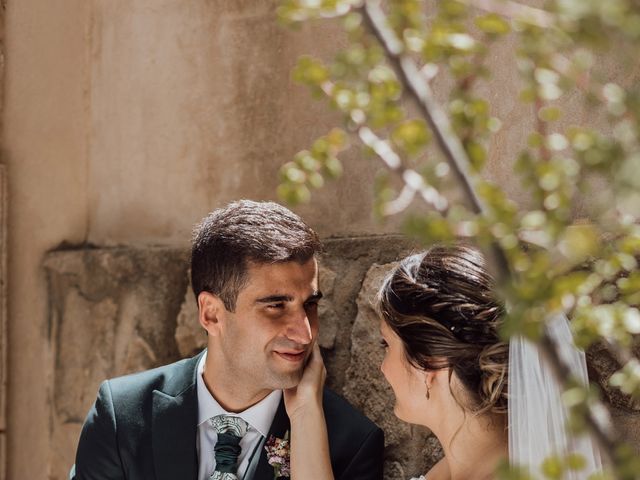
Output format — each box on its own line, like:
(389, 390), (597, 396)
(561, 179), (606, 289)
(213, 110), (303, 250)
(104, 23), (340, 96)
(85, 0), (394, 246)
(2, 1), (395, 477)
(3, 0), (90, 478)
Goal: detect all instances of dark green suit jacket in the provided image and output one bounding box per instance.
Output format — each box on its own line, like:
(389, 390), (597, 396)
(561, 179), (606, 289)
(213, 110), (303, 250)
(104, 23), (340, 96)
(70, 352), (384, 480)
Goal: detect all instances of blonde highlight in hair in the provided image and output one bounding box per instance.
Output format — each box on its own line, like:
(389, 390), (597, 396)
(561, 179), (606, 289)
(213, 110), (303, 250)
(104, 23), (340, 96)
(376, 244), (508, 416)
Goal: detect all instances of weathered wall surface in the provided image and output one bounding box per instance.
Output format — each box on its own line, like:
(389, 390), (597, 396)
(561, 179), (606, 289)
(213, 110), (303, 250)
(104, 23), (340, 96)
(85, 0), (397, 246)
(44, 248), (189, 471)
(0, 1), (7, 477)
(3, 1), (91, 478)
(44, 241), (640, 480)
(2, 0), (638, 478)
(0, 166), (7, 480)
(41, 239), (442, 480)
(1, 1), (392, 477)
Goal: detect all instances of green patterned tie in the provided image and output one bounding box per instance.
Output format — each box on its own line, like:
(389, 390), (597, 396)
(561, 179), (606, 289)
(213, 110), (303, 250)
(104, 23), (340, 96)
(209, 415), (249, 480)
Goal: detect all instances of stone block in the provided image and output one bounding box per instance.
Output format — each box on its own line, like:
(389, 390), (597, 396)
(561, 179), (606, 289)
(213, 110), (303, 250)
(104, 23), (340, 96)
(175, 279), (206, 358)
(611, 408), (640, 453)
(318, 265), (338, 349)
(587, 340), (640, 411)
(344, 262), (440, 480)
(45, 236), (419, 479)
(44, 248), (189, 425)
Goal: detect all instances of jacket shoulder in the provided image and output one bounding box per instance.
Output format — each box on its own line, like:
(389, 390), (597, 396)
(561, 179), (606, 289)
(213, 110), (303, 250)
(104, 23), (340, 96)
(107, 353), (201, 403)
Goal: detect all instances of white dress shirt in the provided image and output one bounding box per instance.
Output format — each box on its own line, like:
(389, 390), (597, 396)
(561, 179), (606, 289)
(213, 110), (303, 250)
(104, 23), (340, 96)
(196, 351), (282, 480)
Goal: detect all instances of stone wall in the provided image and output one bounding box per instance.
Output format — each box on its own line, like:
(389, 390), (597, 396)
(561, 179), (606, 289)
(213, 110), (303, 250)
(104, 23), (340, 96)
(44, 238), (640, 480)
(45, 237), (427, 479)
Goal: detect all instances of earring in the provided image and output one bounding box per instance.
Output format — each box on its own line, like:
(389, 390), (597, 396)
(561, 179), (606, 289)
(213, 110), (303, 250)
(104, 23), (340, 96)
(425, 384), (431, 400)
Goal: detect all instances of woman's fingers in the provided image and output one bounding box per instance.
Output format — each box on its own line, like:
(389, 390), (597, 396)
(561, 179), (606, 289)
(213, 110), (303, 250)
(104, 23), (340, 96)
(308, 342), (327, 384)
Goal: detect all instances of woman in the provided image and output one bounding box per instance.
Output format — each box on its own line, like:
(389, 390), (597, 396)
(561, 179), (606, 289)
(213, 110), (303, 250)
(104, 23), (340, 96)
(375, 245), (508, 479)
(285, 244), (601, 479)
(376, 245), (601, 480)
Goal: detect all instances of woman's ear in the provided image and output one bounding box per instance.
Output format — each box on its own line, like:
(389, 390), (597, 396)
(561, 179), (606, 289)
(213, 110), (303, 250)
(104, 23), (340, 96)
(421, 369), (435, 399)
(198, 292), (226, 336)
(422, 365), (450, 400)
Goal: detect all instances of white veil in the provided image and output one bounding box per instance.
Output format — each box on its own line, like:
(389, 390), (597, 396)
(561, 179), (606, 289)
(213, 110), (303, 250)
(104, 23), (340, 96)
(508, 313), (603, 478)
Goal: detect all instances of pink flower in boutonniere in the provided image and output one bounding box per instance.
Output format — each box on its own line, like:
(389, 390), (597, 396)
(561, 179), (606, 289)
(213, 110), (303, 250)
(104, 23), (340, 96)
(264, 431), (290, 478)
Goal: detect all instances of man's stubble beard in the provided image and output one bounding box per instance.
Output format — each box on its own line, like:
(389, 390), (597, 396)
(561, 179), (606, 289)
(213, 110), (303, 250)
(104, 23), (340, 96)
(221, 343), (305, 393)
(263, 357), (305, 390)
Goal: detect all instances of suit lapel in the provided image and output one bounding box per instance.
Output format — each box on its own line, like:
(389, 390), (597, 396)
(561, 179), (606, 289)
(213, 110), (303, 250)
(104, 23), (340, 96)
(151, 354), (202, 480)
(252, 398), (290, 480)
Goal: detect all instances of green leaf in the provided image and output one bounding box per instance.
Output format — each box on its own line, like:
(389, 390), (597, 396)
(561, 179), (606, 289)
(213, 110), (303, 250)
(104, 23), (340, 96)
(391, 119), (431, 156)
(475, 14), (511, 36)
(293, 56), (329, 86)
(541, 455), (564, 479)
(466, 140), (487, 169)
(566, 453), (587, 471)
(539, 106), (563, 122)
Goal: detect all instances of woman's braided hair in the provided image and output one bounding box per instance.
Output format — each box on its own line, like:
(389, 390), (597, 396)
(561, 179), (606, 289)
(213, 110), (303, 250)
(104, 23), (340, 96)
(376, 244), (508, 416)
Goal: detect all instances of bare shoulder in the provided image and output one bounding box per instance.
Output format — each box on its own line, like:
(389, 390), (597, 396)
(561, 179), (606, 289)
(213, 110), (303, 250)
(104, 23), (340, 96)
(424, 458), (450, 480)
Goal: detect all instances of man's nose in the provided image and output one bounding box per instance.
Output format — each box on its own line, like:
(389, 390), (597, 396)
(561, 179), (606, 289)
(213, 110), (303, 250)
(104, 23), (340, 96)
(284, 310), (313, 345)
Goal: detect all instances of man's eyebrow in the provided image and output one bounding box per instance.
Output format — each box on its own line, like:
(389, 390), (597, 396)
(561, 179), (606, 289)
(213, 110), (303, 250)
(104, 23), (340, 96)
(254, 291), (323, 304)
(255, 295), (293, 304)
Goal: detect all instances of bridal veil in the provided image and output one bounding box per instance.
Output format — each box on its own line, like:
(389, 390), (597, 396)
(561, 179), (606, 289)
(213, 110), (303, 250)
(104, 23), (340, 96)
(508, 313), (603, 478)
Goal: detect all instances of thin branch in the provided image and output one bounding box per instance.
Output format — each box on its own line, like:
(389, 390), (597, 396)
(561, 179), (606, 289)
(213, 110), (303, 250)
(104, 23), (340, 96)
(358, 125), (449, 213)
(358, 0), (622, 467)
(360, 0), (511, 277)
(382, 185), (418, 216)
(317, 79), (450, 214)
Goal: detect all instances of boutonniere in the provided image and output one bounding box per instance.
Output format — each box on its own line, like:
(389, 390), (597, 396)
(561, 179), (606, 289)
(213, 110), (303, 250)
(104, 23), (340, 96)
(264, 430), (290, 479)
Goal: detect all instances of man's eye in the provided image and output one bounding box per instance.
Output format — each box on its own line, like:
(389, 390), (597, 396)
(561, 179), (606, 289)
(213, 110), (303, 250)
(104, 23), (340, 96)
(267, 303), (285, 310)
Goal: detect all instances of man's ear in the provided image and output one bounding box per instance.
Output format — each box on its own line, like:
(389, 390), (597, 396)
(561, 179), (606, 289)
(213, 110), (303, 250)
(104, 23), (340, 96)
(198, 292), (227, 336)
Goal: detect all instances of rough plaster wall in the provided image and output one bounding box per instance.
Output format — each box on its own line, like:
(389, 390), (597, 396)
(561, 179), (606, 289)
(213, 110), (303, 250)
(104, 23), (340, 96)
(86, 0), (397, 246)
(0, 167), (7, 480)
(0, 2), (6, 478)
(2, 1), (91, 479)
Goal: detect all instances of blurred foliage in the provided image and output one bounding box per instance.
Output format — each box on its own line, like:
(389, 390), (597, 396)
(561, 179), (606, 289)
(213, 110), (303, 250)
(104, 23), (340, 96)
(277, 0), (640, 478)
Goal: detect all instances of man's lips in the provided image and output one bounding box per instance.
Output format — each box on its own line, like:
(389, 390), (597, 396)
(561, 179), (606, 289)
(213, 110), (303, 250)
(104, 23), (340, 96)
(274, 350), (306, 362)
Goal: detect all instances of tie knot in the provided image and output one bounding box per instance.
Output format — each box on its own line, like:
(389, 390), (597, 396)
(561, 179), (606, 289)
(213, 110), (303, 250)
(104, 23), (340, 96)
(209, 415), (249, 478)
(210, 415), (249, 437)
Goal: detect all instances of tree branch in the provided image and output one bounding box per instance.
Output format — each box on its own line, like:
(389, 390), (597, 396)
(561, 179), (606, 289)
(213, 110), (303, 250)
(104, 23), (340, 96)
(358, 125), (449, 213)
(359, 0), (622, 467)
(317, 79), (449, 214)
(360, 0), (511, 276)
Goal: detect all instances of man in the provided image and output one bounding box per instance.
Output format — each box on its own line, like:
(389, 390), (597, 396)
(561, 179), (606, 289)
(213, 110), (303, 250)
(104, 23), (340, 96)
(70, 200), (384, 480)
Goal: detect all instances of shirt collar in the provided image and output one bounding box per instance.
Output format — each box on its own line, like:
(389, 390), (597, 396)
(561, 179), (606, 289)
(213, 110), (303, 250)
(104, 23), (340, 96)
(196, 350), (282, 437)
